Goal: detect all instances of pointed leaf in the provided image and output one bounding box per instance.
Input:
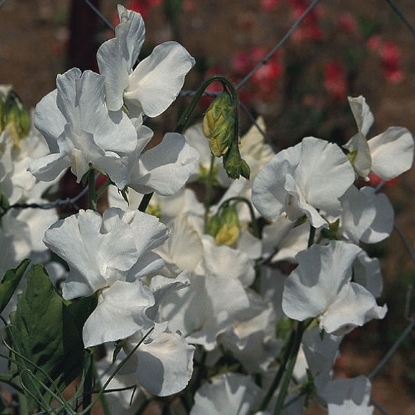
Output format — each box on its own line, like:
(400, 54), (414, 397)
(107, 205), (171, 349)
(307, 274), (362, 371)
(8, 264), (95, 411)
(0, 259), (30, 314)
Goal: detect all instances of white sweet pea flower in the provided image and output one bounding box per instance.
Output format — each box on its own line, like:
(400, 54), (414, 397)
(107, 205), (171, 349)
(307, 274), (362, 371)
(345, 96), (414, 180)
(252, 137), (355, 229)
(122, 330), (195, 397)
(282, 241), (387, 335)
(124, 132), (200, 196)
(97, 4), (195, 118)
(190, 373), (261, 415)
(43, 208), (170, 347)
(338, 185), (394, 244)
(29, 68), (138, 187)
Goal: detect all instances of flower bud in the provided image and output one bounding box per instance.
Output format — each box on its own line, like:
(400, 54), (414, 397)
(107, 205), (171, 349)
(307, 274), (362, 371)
(206, 205), (240, 246)
(1, 90), (31, 145)
(223, 142), (250, 180)
(202, 92), (234, 157)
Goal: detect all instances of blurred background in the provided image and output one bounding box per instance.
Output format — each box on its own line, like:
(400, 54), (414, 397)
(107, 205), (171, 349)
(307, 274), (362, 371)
(1, 1), (415, 413)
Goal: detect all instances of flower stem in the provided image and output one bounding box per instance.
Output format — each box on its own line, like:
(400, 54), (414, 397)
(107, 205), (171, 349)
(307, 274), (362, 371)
(138, 192), (154, 213)
(83, 349), (94, 415)
(87, 170), (97, 211)
(272, 321), (306, 414)
(175, 75), (237, 135)
(203, 155), (216, 229)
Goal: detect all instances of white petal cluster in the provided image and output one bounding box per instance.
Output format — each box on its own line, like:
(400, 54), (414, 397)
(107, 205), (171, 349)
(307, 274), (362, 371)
(3, 2), (414, 411)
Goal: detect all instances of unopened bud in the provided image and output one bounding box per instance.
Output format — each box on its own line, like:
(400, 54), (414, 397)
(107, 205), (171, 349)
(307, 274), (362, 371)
(223, 142), (250, 180)
(2, 91), (31, 145)
(203, 92), (235, 157)
(206, 205), (240, 246)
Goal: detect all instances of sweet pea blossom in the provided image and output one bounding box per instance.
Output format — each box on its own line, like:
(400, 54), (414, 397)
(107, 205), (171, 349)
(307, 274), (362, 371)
(29, 68), (137, 187)
(43, 208), (170, 347)
(97, 4), (195, 118)
(123, 131), (200, 196)
(282, 241), (387, 335)
(252, 136), (355, 229)
(338, 185), (394, 244)
(121, 329), (195, 396)
(344, 96), (414, 180)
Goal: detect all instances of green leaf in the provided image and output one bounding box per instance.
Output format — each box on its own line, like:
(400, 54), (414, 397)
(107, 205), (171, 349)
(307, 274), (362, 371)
(0, 259), (30, 314)
(8, 264), (95, 411)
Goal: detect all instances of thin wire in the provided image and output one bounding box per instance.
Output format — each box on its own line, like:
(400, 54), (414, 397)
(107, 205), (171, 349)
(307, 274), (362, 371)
(236, 0), (321, 90)
(393, 223), (415, 264)
(368, 318), (415, 380)
(370, 398), (390, 415)
(384, 0), (415, 39)
(239, 100), (280, 152)
(84, 0), (114, 32)
(1, 181), (90, 215)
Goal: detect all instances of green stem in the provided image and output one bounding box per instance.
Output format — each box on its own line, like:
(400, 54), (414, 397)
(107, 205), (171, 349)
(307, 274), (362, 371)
(138, 192), (154, 213)
(174, 75), (236, 135)
(259, 326), (297, 411)
(307, 225), (316, 248)
(96, 177), (111, 200)
(273, 321), (306, 414)
(88, 170), (97, 211)
(93, 364), (112, 415)
(203, 155), (216, 229)
(83, 350), (94, 415)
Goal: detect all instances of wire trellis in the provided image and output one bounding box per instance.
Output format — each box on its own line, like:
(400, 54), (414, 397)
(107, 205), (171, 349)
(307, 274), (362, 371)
(2, 1), (415, 414)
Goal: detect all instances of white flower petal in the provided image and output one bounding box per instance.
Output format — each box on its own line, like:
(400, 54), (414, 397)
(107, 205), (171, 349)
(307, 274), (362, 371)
(125, 42), (195, 117)
(368, 126), (414, 180)
(319, 376), (373, 415)
(190, 373), (260, 415)
(129, 133), (199, 195)
(348, 96), (374, 137)
(321, 282), (387, 335)
(134, 331), (195, 396)
(282, 241), (361, 322)
(83, 280), (155, 347)
(359, 187), (394, 243)
(97, 5), (145, 111)
(43, 209), (138, 299)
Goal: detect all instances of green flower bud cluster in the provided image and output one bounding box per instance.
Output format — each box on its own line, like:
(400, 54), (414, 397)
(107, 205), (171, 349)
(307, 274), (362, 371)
(202, 92), (250, 180)
(205, 204), (240, 246)
(0, 89), (31, 146)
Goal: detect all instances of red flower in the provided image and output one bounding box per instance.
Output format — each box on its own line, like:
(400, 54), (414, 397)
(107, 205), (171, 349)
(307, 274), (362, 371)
(367, 172), (398, 188)
(324, 61), (347, 101)
(380, 41), (404, 84)
(338, 13), (358, 33)
(261, 0), (279, 12)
